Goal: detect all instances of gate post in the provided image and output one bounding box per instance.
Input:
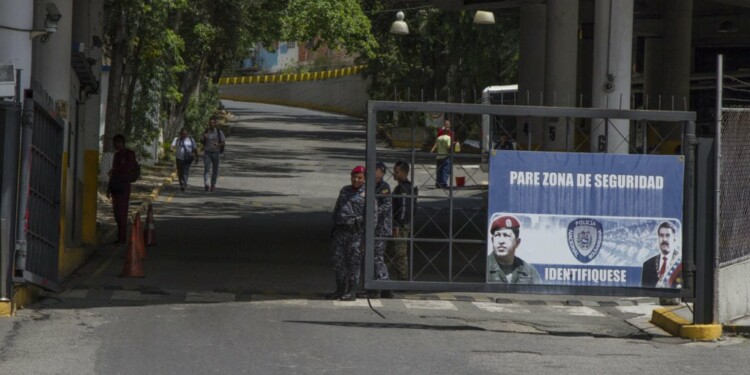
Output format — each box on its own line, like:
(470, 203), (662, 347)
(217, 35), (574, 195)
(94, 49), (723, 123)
(15, 91), (34, 273)
(682, 120), (698, 301)
(364, 103), (377, 287)
(0, 101), (21, 302)
(695, 137), (716, 324)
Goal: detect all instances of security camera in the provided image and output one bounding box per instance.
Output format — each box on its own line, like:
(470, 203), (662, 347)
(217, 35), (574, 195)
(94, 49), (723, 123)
(44, 3), (62, 33)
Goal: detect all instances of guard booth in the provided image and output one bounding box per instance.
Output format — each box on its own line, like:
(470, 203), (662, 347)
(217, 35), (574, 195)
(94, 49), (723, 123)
(363, 100), (704, 316)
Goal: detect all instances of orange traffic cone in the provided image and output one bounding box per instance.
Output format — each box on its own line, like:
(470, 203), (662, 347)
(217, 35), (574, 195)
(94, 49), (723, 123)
(134, 213), (147, 260)
(120, 216), (145, 278)
(144, 203), (156, 246)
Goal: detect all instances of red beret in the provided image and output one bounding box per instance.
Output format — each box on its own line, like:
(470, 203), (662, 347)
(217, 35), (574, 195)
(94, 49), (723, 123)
(490, 215), (520, 233)
(351, 165), (365, 175)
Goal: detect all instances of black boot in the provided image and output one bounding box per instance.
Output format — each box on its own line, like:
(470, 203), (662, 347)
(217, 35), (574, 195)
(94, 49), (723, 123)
(324, 277), (345, 300)
(339, 279), (357, 301)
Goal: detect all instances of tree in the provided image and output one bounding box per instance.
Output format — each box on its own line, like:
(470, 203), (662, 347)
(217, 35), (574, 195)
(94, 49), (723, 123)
(102, 0), (378, 153)
(362, 2), (519, 103)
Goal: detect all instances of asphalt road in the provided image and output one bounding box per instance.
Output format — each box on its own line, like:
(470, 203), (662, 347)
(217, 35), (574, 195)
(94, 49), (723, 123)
(1, 101), (748, 374)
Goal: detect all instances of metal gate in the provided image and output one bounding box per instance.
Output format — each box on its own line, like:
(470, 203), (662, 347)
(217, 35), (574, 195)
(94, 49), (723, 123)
(364, 100), (696, 299)
(13, 85), (65, 290)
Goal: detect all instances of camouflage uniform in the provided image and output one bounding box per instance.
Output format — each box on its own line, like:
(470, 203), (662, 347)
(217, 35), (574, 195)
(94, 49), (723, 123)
(486, 255), (541, 284)
(331, 184), (367, 285)
(374, 180), (392, 280)
(387, 179), (415, 280)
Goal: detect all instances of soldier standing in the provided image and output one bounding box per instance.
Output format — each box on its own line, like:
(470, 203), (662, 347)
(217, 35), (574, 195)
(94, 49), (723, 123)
(388, 160), (414, 281)
(326, 166), (368, 301)
(368, 161), (393, 298)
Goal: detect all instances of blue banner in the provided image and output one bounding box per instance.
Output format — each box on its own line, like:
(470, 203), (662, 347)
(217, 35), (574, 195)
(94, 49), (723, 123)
(486, 151), (684, 289)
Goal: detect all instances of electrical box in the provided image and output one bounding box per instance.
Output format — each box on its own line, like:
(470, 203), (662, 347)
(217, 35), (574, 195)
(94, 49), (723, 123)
(0, 65), (15, 99)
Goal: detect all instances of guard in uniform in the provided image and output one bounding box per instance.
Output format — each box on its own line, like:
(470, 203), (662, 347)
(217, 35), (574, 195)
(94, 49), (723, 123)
(487, 215), (541, 284)
(326, 166), (367, 301)
(369, 161), (392, 298)
(388, 160), (415, 281)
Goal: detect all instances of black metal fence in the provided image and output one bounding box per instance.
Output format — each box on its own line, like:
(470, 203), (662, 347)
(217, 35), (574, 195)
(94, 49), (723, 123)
(365, 100), (696, 298)
(13, 85), (65, 290)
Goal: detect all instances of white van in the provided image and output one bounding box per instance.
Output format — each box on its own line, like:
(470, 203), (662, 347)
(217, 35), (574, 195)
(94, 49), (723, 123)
(480, 84), (518, 153)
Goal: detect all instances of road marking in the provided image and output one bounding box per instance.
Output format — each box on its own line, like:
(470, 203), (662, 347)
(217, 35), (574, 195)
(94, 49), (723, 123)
(403, 300), (457, 310)
(615, 303), (659, 316)
(333, 299), (383, 307)
(252, 299), (309, 306)
(60, 289), (89, 299)
(548, 305), (606, 317)
(472, 302), (531, 314)
(111, 290), (164, 301)
(82, 254), (118, 287)
(185, 291), (236, 303)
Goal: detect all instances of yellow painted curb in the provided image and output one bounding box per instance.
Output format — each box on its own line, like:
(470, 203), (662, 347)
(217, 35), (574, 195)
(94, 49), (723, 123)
(0, 284), (44, 317)
(0, 301), (13, 317)
(651, 307), (723, 340)
(681, 324), (723, 340)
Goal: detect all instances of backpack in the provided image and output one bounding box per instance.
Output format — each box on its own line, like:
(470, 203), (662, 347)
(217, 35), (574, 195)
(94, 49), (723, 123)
(130, 161), (141, 183)
(202, 129), (225, 154)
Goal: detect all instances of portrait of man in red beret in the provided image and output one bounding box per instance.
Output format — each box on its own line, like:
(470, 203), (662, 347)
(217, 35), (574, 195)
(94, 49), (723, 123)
(487, 215), (541, 284)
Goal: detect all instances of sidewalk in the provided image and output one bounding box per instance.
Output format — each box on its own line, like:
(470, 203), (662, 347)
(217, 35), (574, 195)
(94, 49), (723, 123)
(2, 161), (177, 317)
(648, 303), (750, 340)
(95, 161), (177, 245)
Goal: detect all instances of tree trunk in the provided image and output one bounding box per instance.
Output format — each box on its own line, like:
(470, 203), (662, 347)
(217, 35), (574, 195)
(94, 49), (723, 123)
(103, 10), (128, 153)
(166, 54), (209, 138)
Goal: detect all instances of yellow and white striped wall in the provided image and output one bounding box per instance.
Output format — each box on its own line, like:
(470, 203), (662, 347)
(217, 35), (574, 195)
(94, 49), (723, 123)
(219, 65), (366, 85)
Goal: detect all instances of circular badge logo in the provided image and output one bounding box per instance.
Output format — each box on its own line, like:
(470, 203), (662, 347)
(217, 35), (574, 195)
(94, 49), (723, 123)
(567, 218), (604, 264)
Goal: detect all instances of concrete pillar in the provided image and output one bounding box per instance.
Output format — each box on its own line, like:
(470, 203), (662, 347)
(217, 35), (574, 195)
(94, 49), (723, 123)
(544, 0), (579, 151)
(73, 0), (104, 245)
(644, 0), (693, 111)
(591, 0), (633, 154)
(661, 0), (693, 111)
(643, 37), (662, 110)
(0, 1), (34, 94)
(517, 4), (546, 149)
(32, 0), (75, 245)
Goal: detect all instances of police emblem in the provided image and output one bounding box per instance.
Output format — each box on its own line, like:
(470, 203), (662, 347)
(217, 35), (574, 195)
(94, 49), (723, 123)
(567, 218), (604, 263)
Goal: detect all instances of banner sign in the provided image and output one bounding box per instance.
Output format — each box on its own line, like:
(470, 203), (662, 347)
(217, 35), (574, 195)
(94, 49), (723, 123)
(487, 151), (684, 289)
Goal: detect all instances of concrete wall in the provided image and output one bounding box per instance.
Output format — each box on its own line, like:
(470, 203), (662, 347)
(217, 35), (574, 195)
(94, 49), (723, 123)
(219, 75), (369, 118)
(718, 260), (750, 323)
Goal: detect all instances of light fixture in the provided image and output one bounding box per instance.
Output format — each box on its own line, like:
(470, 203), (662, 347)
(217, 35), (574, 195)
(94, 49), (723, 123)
(473, 10), (495, 25)
(29, 3), (62, 42)
(717, 20), (738, 34)
(390, 11), (409, 35)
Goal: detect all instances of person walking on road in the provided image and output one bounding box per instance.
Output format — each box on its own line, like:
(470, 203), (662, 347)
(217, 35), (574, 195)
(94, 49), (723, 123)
(171, 128), (198, 191)
(202, 116), (225, 192)
(327, 166), (370, 301)
(387, 160), (415, 281)
(106, 134), (137, 244)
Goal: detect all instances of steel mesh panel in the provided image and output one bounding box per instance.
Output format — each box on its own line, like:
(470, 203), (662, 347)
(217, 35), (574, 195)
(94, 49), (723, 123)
(719, 109), (750, 264)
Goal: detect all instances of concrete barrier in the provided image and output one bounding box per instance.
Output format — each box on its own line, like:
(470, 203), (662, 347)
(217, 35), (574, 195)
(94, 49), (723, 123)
(219, 75), (369, 118)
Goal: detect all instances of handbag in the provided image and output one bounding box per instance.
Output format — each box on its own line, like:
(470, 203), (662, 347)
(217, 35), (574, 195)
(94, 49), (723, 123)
(182, 138), (196, 163)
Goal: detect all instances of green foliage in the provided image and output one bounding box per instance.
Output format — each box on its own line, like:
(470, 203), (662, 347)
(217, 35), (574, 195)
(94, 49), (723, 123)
(362, 2), (519, 102)
(184, 81), (220, 135)
(281, 0), (378, 59)
(105, 0), (378, 149)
